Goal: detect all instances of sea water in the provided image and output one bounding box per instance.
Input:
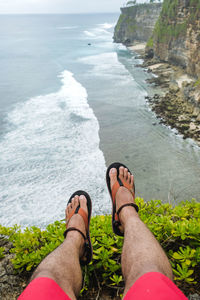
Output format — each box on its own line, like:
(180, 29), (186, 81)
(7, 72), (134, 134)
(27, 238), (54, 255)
(0, 14), (199, 228)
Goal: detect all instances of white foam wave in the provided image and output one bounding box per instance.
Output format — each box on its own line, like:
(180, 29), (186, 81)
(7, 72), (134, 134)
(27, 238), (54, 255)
(98, 23), (115, 29)
(0, 71), (110, 228)
(83, 30), (96, 37)
(79, 52), (133, 84)
(82, 24), (112, 41)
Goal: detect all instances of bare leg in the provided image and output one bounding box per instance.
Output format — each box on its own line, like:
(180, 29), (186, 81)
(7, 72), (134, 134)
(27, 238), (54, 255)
(109, 167), (173, 297)
(31, 195), (88, 300)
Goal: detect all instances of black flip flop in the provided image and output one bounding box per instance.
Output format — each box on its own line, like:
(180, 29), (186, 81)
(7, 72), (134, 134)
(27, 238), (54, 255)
(64, 190), (93, 265)
(106, 162), (138, 236)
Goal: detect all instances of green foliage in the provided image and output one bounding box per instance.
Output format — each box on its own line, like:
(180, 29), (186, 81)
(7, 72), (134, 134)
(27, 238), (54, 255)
(126, 0), (136, 6)
(153, 0), (193, 43)
(190, 0), (200, 8)
(169, 246), (199, 283)
(127, 23), (138, 34)
(194, 78), (200, 87)
(147, 37), (154, 48)
(0, 221), (65, 272)
(0, 246), (5, 259)
(0, 199), (200, 292)
(115, 14), (126, 33)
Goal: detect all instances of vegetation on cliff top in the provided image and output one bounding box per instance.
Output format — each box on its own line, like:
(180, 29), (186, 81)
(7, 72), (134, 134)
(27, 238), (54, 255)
(0, 198), (200, 296)
(153, 0), (200, 44)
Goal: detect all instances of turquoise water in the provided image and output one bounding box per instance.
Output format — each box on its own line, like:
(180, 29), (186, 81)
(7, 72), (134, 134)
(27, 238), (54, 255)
(0, 14), (199, 227)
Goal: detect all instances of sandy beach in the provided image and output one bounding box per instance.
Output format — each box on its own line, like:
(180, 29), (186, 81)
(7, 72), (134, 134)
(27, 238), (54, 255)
(128, 42), (146, 54)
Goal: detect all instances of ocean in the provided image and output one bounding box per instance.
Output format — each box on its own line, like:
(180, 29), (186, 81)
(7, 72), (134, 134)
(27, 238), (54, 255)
(0, 14), (200, 228)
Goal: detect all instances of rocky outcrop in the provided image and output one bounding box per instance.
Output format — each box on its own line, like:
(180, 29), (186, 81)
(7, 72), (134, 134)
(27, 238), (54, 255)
(114, 0), (200, 144)
(151, 0), (200, 80)
(0, 238), (28, 299)
(139, 57), (200, 146)
(113, 3), (162, 45)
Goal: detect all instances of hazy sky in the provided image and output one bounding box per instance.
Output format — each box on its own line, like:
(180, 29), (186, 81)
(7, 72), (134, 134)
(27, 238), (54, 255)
(0, 0), (137, 14)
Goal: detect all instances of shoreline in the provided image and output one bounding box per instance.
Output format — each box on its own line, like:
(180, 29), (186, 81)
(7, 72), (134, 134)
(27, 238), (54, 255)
(128, 43), (200, 147)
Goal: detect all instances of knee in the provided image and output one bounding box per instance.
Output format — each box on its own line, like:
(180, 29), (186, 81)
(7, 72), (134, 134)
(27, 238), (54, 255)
(31, 268), (55, 282)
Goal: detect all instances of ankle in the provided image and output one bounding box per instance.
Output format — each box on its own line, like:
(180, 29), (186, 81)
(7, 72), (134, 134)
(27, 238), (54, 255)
(65, 231), (85, 256)
(116, 187), (138, 225)
(119, 206), (139, 227)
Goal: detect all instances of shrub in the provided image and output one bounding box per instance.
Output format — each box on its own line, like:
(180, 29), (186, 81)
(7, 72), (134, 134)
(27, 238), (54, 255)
(146, 37), (154, 48)
(0, 247), (5, 259)
(0, 198), (200, 293)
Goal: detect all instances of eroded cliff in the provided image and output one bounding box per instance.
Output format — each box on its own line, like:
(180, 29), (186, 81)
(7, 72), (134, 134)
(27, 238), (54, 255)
(114, 1), (200, 144)
(152, 0), (200, 79)
(113, 3), (162, 45)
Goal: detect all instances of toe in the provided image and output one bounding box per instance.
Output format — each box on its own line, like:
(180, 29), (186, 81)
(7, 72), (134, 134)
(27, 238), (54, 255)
(66, 195), (80, 219)
(131, 174), (134, 187)
(124, 168), (128, 179)
(127, 172), (131, 183)
(74, 196), (79, 207)
(119, 166), (124, 176)
(66, 205), (70, 217)
(74, 195), (79, 202)
(71, 197), (76, 207)
(109, 168), (117, 189)
(79, 195), (87, 212)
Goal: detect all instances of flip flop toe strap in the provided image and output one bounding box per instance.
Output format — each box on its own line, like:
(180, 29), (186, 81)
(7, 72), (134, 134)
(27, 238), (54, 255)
(65, 207), (88, 231)
(77, 207), (88, 231)
(111, 178), (135, 205)
(112, 180), (138, 229)
(111, 181), (121, 206)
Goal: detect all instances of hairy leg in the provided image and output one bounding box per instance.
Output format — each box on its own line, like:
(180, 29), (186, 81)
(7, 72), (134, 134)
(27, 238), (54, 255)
(109, 167), (173, 297)
(31, 195), (88, 300)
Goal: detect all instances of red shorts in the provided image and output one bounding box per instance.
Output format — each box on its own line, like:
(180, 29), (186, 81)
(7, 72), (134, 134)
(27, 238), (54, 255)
(18, 272), (187, 300)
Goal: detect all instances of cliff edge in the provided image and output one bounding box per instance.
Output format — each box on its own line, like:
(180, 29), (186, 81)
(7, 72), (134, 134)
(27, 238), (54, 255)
(151, 0), (200, 79)
(113, 0), (200, 145)
(113, 3), (162, 45)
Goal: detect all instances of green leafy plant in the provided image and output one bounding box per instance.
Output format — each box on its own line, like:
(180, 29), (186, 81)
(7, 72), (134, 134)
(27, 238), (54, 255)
(146, 37), (154, 48)
(0, 198), (200, 295)
(0, 246), (5, 259)
(194, 79), (200, 87)
(171, 246), (197, 267)
(173, 263), (196, 283)
(110, 274), (123, 286)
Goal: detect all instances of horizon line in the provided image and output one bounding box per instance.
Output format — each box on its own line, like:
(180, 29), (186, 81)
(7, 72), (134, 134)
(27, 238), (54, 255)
(0, 11), (121, 15)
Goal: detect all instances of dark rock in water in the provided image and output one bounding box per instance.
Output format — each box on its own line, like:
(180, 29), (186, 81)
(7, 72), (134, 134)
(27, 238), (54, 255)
(145, 48), (154, 59)
(148, 86), (200, 145)
(134, 55), (141, 60)
(88, 43), (91, 46)
(124, 39), (131, 45)
(154, 94), (160, 99)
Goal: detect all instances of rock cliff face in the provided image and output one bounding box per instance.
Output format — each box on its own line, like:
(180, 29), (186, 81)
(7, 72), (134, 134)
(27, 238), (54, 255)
(152, 0), (200, 79)
(113, 3), (162, 45)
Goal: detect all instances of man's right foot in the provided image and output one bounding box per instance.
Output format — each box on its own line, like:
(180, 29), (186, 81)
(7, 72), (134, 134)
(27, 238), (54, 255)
(109, 166), (138, 233)
(65, 195), (88, 257)
(64, 191), (93, 265)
